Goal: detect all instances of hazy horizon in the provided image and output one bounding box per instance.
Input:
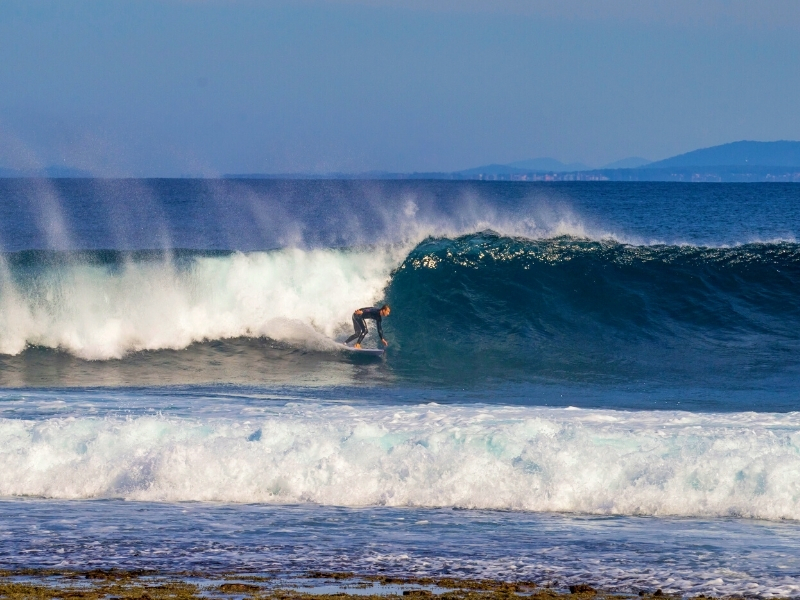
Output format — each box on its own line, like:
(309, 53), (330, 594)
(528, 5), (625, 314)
(1, 0), (799, 177)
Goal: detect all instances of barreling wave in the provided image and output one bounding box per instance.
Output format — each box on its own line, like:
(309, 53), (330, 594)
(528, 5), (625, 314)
(386, 233), (800, 383)
(2, 404), (800, 519)
(0, 233), (798, 384)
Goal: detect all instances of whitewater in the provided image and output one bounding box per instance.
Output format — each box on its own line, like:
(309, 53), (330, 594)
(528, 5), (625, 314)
(0, 247), (403, 358)
(1, 178), (799, 596)
(2, 401), (800, 519)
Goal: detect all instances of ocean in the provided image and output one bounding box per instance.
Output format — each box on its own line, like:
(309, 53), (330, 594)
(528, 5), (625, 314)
(0, 179), (799, 597)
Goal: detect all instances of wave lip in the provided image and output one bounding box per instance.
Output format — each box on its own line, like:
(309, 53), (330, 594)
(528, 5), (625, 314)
(2, 405), (800, 520)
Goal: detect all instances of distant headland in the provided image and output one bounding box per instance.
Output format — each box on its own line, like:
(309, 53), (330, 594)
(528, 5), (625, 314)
(4, 140), (800, 182)
(226, 140), (800, 182)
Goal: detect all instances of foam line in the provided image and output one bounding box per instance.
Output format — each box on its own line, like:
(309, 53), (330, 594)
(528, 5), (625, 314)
(2, 405), (799, 520)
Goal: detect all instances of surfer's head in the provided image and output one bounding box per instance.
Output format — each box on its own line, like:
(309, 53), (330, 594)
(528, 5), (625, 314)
(380, 304), (391, 317)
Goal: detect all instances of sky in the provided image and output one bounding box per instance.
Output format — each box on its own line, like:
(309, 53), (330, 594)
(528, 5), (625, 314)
(1, 0), (799, 177)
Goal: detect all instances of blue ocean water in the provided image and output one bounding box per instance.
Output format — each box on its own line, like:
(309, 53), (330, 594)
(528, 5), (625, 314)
(0, 179), (799, 596)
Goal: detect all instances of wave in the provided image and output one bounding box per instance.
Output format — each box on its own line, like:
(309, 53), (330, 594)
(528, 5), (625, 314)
(0, 247), (403, 359)
(2, 404), (800, 519)
(386, 233), (800, 383)
(0, 234), (798, 385)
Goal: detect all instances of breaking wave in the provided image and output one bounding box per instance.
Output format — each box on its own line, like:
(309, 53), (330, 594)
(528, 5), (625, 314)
(2, 404), (799, 520)
(0, 247), (403, 359)
(0, 233), (797, 386)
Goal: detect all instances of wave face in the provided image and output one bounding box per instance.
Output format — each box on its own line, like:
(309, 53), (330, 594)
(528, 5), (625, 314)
(386, 234), (800, 385)
(0, 235), (799, 388)
(2, 404), (799, 519)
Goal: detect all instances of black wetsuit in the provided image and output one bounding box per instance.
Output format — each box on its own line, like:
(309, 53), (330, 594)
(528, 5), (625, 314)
(345, 307), (385, 345)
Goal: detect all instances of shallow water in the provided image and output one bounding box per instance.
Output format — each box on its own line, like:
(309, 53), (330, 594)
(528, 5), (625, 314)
(1, 500), (799, 598)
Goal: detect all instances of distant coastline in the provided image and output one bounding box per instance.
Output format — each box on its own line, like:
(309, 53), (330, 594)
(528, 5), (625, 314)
(4, 140), (800, 182)
(225, 165), (800, 183)
(226, 141), (800, 183)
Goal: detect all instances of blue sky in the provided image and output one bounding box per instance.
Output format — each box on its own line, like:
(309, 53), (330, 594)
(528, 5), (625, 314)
(1, 0), (799, 176)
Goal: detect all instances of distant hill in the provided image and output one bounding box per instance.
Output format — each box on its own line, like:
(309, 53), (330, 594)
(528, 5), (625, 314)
(602, 157), (651, 169)
(448, 141), (800, 182)
(646, 140), (800, 169)
(458, 157), (589, 177)
(505, 158), (589, 172)
(8, 141), (799, 181)
(455, 164), (531, 177)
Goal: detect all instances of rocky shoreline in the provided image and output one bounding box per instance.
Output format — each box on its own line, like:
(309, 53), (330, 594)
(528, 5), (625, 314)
(0, 570), (694, 600)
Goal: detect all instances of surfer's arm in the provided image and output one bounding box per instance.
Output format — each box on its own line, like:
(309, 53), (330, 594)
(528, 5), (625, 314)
(377, 317), (387, 345)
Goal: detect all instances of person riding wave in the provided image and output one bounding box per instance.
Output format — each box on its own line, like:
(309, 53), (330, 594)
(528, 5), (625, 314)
(345, 304), (390, 349)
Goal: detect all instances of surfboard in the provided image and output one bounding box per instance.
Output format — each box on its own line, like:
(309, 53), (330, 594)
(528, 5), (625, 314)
(342, 344), (385, 356)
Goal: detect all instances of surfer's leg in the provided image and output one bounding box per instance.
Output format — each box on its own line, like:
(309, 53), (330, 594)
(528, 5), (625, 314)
(345, 315), (365, 345)
(356, 317), (369, 345)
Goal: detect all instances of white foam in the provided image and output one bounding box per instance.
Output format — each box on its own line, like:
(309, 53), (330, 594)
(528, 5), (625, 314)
(0, 248), (403, 359)
(2, 404), (799, 520)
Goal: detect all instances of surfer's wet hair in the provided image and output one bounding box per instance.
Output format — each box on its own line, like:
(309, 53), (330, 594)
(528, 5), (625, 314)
(380, 304), (390, 311)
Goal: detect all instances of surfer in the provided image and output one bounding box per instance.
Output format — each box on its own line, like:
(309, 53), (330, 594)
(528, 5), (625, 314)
(345, 305), (390, 348)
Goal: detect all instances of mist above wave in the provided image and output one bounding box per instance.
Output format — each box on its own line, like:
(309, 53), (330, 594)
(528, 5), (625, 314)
(6, 178), (797, 255)
(0, 178), (621, 251)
